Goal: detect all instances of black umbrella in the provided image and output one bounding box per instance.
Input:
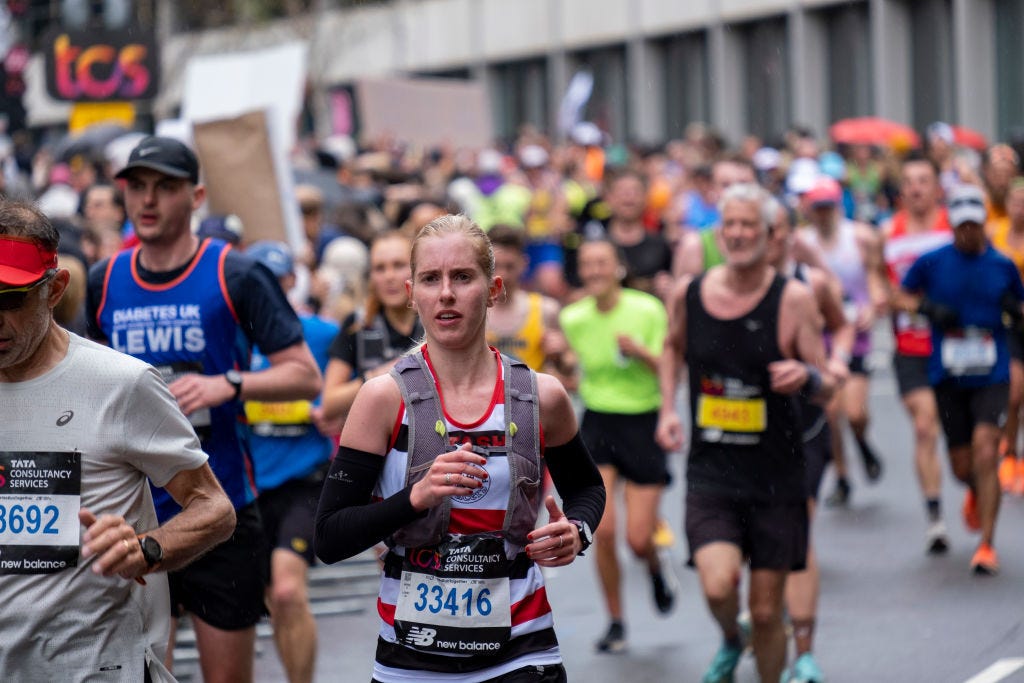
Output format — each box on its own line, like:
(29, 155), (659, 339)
(52, 123), (133, 163)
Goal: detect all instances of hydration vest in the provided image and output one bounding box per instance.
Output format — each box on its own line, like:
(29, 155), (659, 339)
(387, 352), (542, 548)
(353, 311), (423, 377)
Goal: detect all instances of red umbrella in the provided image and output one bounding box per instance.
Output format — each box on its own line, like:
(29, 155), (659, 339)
(829, 117), (921, 149)
(952, 125), (988, 151)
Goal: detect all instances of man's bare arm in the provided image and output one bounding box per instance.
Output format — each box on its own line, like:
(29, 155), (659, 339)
(655, 276), (692, 452)
(81, 463), (235, 579)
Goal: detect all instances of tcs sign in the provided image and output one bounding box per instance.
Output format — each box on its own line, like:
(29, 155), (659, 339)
(43, 26), (160, 102)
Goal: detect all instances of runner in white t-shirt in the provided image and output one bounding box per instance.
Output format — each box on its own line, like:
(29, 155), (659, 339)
(0, 201), (234, 682)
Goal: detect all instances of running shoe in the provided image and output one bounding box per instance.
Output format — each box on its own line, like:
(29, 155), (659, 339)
(650, 570), (675, 614)
(594, 621), (626, 654)
(925, 520), (950, 555)
(970, 542), (1000, 576)
(782, 652), (826, 683)
(857, 439), (883, 482)
(736, 611), (753, 655)
(824, 478), (851, 507)
(1013, 460), (1024, 497)
(701, 639), (744, 683)
(962, 489), (981, 533)
(862, 454), (883, 482)
(998, 455), (1017, 493)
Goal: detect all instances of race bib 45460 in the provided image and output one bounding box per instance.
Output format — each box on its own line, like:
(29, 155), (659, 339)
(0, 451), (81, 574)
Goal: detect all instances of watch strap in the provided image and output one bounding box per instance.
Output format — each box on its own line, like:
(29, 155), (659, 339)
(137, 535), (163, 570)
(569, 519), (592, 555)
(225, 371), (243, 401)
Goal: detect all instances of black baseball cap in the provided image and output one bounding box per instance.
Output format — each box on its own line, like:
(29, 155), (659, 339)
(115, 136), (200, 184)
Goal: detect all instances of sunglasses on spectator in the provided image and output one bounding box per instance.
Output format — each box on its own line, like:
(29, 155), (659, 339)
(0, 271), (56, 311)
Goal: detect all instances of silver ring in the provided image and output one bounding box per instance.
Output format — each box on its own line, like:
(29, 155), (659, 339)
(444, 473), (452, 485)
(557, 535), (563, 549)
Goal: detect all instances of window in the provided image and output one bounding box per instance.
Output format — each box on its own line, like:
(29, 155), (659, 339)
(909, 0), (954, 131)
(741, 17), (790, 143)
(490, 59), (549, 142)
(996, 0), (1024, 140)
(825, 1), (872, 121)
(174, 0), (316, 31)
(571, 45), (627, 144)
(661, 31), (710, 140)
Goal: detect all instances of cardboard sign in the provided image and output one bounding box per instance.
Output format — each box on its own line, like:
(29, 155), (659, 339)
(192, 110), (286, 245)
(356, 76), (492, 149)
(182, 43), (307, 252)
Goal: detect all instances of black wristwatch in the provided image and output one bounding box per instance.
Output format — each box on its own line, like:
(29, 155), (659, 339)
(224, 369), (243, 401)
(569, 519), (593, 556)
(138, 535), (163, 569)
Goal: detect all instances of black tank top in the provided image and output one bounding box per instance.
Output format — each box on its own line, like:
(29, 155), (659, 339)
(685, 273), (805, 502)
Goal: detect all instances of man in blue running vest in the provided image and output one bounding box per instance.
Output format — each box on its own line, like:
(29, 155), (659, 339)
(86, 136), (322, 683)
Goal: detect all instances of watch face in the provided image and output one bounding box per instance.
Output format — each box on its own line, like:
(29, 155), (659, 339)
(574, 521), (592, 547)
(141, 536), (163, 565)
(225, 369), (242, 385)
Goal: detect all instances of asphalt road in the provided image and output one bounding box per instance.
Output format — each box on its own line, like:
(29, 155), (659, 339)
(252, 329), (1024, 682)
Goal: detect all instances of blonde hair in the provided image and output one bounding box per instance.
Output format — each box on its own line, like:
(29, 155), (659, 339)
(410, 214), (494, 279)
(353, 230), (413, 333)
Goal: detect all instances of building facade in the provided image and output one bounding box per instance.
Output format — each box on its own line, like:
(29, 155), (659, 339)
(24, 0), (1024, 147)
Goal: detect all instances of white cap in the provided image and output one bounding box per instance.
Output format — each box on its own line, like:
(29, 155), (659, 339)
(752, 147), (781, 171)
(519, 144), (549, 169)
(947, 184), (987, 227)
(477, 148), (503, 174)
(786, 158), (821, 195)
(571, 121), (604, 147)
(320, 135), (357, 165)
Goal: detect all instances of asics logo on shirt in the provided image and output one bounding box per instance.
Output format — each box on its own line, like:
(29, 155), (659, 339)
(56, 411), (74, 426)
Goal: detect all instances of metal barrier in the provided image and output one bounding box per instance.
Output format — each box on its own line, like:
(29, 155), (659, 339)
(171, 551), (381, 680)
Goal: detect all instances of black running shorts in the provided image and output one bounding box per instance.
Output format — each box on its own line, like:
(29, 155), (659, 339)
(1009, 327), (1024, 362)
(685, 492), (809, 571)
(581, 409), (670, 486)
(257, 469), (325, 566)
(169, 502), (270, 630)
(803, 420), (831, 501)
(934, 381), (1009, 449)
(893, 353), (932, 395)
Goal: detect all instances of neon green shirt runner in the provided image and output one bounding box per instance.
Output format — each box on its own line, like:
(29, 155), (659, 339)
(701, 229), (725, 270)
(559, 288), (667, 414)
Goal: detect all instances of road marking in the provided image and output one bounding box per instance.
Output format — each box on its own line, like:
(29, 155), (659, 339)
(964, 658), (1024, 683)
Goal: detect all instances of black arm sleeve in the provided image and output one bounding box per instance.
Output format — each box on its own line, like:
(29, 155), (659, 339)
(314, 446), (424, 564)
(544, 432), (606, 533)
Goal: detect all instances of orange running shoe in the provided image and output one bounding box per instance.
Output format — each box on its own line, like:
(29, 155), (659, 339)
(962, 489), (981, 533)
(970, 542), (1000, 576)
(999, 455), (1018, 493)
(1013, 460), (1024, 497)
